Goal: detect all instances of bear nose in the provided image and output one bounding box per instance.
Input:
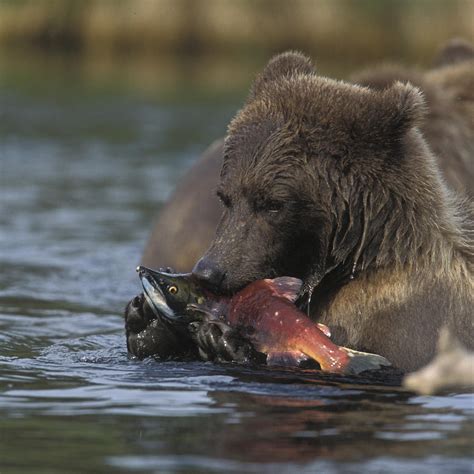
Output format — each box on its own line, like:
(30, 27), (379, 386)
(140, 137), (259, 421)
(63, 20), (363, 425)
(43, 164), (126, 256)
(192, 257), (225, 290)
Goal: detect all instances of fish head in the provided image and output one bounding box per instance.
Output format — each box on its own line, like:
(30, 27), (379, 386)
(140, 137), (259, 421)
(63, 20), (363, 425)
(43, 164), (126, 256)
(137, 266), (206, 323)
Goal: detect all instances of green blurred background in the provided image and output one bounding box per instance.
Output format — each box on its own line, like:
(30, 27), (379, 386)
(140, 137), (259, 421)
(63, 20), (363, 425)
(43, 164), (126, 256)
(1, 0), (473, 101)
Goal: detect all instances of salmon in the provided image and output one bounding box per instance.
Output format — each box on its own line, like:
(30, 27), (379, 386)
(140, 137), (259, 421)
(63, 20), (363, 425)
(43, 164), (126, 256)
(138, 267), (391, 374)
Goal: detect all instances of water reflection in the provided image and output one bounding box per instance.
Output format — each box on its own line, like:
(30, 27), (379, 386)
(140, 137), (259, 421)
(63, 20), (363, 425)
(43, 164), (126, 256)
(1, 341), (472, 470)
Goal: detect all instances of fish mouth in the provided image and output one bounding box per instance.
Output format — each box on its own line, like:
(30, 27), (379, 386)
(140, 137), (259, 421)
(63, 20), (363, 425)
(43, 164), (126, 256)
(137, 266), (178, 322)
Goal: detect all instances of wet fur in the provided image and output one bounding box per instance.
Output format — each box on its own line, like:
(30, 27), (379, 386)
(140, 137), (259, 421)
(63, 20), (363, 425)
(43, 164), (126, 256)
(135, 41), (474, 371)
(196, 49), (473, 371)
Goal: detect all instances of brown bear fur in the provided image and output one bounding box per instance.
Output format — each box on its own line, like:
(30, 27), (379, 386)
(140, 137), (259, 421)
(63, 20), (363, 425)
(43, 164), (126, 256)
(351, 38), (474, 198)
(137, 42), (473, 371)
(142, 40), (473, 273)
(191, 51), (473, 371)
(141, 138), (223, 270)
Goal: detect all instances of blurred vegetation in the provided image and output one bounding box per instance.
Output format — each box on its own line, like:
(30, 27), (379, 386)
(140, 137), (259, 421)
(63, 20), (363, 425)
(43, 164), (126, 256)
(0, 0), (472, 100)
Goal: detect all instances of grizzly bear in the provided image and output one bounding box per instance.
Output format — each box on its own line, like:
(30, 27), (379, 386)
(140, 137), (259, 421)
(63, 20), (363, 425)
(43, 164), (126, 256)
(127, 40), (473, 372)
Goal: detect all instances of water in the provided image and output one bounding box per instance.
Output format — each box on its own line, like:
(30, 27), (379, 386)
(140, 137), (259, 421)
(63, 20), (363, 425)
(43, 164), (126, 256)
(1, 61), (473, 474)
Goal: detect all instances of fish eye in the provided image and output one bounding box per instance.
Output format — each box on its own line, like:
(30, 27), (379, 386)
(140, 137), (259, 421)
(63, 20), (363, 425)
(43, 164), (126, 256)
(168, 285), (178, 295)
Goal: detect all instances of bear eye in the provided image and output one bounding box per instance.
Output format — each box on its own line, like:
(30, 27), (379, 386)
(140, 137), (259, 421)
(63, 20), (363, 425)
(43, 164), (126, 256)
(253, 199), (285, 215)
(217, 190), (232, 208)
(265, 200), (285, 214)
(168, 285), (178, 295)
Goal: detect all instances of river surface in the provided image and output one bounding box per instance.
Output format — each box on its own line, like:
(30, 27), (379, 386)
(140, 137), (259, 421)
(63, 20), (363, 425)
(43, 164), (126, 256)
(1, 58), (473, 473)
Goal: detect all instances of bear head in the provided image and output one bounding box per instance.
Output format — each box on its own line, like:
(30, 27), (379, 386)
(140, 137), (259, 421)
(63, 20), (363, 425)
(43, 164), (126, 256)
(193, 52), (433, 298)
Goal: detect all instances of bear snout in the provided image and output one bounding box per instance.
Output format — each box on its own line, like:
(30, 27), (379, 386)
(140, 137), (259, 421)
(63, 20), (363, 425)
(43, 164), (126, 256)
(192, 256), (226, 291)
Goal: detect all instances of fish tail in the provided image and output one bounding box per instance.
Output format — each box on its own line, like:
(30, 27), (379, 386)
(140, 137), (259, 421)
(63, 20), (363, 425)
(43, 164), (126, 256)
(342, 347), (391, 375)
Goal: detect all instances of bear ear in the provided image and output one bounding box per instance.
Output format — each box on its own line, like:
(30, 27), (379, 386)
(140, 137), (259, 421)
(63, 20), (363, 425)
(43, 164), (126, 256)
(249, 51), (316, 100)
(378, 81), (427, 137)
